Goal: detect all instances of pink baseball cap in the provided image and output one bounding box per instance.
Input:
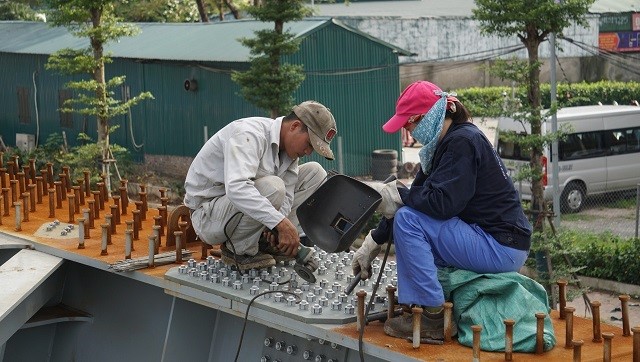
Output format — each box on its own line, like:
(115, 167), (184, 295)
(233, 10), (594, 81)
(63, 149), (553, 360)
(383, 81), (458, 133)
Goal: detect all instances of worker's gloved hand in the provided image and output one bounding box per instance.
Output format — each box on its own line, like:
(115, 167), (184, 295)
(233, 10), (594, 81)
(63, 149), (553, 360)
(296, 245), (318, 272)
(352, 230), (381, 280)
(369, 180), (406, 219)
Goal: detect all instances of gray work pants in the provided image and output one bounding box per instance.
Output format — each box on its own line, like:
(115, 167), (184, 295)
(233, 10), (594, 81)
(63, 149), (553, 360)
(190, 162), (326, 256)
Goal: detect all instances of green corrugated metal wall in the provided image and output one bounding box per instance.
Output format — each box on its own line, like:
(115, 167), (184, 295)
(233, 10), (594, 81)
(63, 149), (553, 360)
(0, 21), (403, 176)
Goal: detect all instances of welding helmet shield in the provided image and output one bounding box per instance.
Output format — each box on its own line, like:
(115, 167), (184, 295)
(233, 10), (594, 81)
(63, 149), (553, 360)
(298, 174), (382, 253)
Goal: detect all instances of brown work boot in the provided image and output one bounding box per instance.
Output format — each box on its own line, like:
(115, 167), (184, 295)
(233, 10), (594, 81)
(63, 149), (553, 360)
(383, 307), (446, 340)
(220, 243), (276, 271)
(258, 234), (295, 264)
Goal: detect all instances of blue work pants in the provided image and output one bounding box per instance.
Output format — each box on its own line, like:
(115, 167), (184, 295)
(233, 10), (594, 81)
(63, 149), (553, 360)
(393, 207), (529, 307)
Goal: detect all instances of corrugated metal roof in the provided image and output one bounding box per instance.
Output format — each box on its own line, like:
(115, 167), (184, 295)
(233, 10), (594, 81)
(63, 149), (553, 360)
(0, 19), (411, 62)
(313, 0), (638, 18)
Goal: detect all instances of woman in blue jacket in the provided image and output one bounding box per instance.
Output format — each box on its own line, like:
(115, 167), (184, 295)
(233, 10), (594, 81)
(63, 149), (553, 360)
(353, 81), (532, 340)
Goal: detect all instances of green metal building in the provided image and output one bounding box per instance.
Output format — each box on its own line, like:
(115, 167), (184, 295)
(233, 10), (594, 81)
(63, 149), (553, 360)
(0, 19), (411, 177)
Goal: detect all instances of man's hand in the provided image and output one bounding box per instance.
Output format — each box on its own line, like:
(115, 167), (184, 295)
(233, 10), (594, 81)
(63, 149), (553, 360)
(274, 218), (300, 257)
(369, 180), (406, 219)
(352, 230), (382, 280)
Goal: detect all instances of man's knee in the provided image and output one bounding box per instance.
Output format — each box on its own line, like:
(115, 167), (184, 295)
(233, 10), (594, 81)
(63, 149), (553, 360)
(254, 176), (286, 209)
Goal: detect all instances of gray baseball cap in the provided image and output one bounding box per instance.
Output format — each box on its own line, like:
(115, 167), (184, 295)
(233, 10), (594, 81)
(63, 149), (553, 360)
(293, 101), (337, 160)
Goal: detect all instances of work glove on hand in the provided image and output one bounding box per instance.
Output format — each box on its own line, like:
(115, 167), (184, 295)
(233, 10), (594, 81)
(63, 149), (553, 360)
(352, 230), (382, 280)
(369, 180), (406, 219)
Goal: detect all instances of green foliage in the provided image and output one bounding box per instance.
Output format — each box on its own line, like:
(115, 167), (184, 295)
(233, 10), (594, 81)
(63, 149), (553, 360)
(232, 0), (311, 116)
(114, 0), (200, 22)
(527, 229), (640, 286)
(457, 81), (640, 118)
(0, 0), (39, 20)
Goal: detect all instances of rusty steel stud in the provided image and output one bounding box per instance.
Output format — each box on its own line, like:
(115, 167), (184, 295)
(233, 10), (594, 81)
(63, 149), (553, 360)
(444, 302), (454, 343)
(153, 225), (161, 254)
(35, 176), (43, 204)
(72, 186), (80, 211)
(76, 180), (85, 205)
(356, 289), (367, 332)
(46, 163), (54, 189)
(535, 312), (546, 354)
(28, 184), (36, 212)
(591, 300), (602, 342)
(10, 179), (18, 203)
(87, 200), (95, 228)
(59, 174), (67, 200)
(504, 319), (515, 361)
(125, 229), (133, 260)
(472, 324), (482, 362)
(13, 202), (22, 231)
(572, 339), (583, 362)
(412, 306), (423, 349)
(83, 170), (91, 197)
(112, 196), (121, 223)
(17, 172), (25, 195)
(119, 187), (128, 215)
(0, 195), (3, 225)
(565, 306), (575, 348)
(54, 181), (63, 208)
(77, 218), (86, 249)
(135, 201), (145, 221)
(132, 210), (141, 241)
(67, 194), (75, 224)
(174, 230), (183, 264)
(386, 285), (397, 322)
(632, 326), (640, 362)
(21, 193), (29, 222)
(557, 279), (568, 319)
(110, 205), (119, 229)
(148, 235), (156, 268)
(48, 188), (55, 218)
(620, 295), (631, 337)
(602, 332), (614, 362)
(100, 224), (109, 255)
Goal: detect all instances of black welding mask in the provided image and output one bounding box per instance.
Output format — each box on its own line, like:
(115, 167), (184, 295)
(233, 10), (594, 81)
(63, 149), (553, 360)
(298, 174), (382, 253)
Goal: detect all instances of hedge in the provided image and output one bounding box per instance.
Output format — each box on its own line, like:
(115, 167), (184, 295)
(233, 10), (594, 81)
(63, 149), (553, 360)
(455, 80), (640, 118)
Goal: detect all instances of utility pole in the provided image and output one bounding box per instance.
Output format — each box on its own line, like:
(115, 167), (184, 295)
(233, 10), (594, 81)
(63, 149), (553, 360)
(550, 0), (561, 227)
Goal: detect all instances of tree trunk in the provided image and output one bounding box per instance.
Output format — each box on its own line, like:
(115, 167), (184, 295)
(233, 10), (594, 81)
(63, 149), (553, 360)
(90, 7), (112, 195)
(524, 30), (544, 234)
(195, 0), (210, 23)
(270, 19), (284, 117)
(224, 0), (240, 19)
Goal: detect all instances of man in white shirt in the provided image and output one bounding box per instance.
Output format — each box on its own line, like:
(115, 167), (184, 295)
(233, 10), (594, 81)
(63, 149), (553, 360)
(184, 101), (337, 270)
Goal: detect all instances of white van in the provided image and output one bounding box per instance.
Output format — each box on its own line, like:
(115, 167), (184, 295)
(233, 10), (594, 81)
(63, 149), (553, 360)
(495, 105), (640, 213)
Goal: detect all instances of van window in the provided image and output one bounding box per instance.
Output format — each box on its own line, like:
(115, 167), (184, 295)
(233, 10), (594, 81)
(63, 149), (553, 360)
(561, 131), (606, 160)
(497, 133), (531, 161)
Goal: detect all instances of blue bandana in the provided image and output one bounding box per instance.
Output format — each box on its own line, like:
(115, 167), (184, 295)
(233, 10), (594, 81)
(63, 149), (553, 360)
(411, 92), (449, 175)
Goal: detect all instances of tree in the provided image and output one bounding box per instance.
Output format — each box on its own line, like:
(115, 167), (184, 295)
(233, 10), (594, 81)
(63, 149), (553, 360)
(231, 0), (311, 117)
(0, 0), (39, 20)
(45, 0), (153, 194)
(473, 0), (593, 232)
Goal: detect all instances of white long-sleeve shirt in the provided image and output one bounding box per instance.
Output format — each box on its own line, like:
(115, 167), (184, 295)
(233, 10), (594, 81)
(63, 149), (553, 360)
(183, 116), (298, 230)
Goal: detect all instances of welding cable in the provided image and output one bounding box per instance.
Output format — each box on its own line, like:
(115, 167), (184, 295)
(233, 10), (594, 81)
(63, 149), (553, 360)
(358, 237), (393, 362)
(233, 290), (302, 362)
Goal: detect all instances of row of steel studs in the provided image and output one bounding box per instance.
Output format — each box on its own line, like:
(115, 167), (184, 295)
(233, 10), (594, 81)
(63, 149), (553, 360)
(0, 154), (188, 267)
(557, 280), (640, 362)
(353, 281), (640, 361)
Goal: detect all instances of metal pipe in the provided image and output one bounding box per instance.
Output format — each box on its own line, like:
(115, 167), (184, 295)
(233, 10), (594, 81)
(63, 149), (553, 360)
(67, 194), (75, 223)
(105, 214), (113, 241)
(174, 230), (183, 264)
(22, 193), (29, 222)
(36, 176), (43, 204)
(83, 170), (91, 198)
(28, 184), (36, 212)
(87, 200), (95, 228)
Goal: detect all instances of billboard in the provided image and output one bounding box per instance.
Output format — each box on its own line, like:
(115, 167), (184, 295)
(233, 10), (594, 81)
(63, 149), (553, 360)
(599, 31), (640, 52)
